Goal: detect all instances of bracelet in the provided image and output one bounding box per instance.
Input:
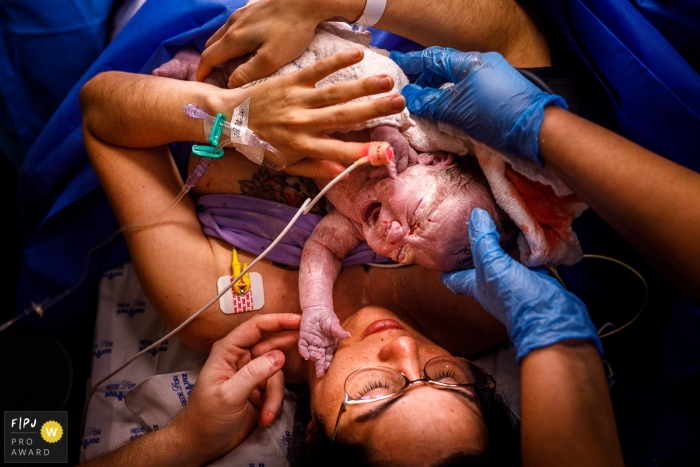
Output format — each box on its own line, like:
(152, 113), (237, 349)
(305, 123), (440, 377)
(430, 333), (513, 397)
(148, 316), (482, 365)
(353, 0), (387, 27)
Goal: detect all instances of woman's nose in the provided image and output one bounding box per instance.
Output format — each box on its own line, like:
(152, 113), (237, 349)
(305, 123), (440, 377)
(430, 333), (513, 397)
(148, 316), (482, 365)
(378, 336), (422, 380)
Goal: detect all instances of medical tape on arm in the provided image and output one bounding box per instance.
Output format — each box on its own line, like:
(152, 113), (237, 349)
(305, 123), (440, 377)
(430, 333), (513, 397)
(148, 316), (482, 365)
(201, 98), (264, 164)
(194, 100), (285, 169)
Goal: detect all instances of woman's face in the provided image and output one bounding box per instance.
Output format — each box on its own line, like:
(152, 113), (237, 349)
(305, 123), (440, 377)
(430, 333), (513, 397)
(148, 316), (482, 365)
(309, 306), (489, 465)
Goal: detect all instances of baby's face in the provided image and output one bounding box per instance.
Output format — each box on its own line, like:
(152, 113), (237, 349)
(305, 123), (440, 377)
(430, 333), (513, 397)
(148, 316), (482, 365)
(359, 165), (478, 270)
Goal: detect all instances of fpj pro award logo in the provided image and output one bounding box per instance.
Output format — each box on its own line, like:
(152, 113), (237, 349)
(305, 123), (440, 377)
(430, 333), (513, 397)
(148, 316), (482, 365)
(4, 411), (68, 463)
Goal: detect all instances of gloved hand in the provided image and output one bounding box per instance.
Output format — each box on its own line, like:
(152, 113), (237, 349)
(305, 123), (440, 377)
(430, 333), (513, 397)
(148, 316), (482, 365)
(441, 208), (602, 363)
(391, 48), (567, 165)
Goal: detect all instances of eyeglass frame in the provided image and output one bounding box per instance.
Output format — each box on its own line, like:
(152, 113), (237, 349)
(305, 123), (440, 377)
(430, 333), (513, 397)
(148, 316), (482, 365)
(330, 356), (496, 442)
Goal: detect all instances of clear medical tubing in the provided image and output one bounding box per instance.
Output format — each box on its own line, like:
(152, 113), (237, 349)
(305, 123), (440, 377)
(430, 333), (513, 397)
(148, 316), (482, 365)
(0, 145), (222, 333)
(184, 104), (286, 170)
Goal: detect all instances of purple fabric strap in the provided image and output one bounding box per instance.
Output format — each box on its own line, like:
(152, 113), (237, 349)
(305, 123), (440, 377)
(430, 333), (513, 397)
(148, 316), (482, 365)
(196, 194), (390, 267)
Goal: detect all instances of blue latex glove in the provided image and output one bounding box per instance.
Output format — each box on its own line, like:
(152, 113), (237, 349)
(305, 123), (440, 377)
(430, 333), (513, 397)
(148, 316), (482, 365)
(390, 48), (567, 165)
(441, 208), (603, 363)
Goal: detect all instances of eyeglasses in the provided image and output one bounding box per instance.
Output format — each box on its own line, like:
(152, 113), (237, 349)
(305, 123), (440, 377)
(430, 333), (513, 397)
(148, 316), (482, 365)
(330, 356), (495, 442)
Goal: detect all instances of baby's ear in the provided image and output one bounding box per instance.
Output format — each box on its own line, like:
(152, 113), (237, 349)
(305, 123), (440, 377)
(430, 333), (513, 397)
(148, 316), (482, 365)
(415, 151), (454, 168)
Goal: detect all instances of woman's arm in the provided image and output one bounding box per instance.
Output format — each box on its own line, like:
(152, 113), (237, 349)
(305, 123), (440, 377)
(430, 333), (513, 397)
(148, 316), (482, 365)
(81, 72), (231, 352)
(395, 48), (700, 306)
(80, 50), (405, 351)
(442, 209), (622, 465)
(520, 341), (623, 467)
(196, 0), (549, 87)
(81, 314), (300, 467)
(539, 106), (700, 305)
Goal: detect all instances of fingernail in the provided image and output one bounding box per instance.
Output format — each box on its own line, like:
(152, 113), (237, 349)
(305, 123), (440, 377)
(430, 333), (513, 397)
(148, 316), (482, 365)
(267, 352), (282, 367)
(378, 75), (391, 89)
(390, 95), (405, 111)
(350, 49), (362, 59)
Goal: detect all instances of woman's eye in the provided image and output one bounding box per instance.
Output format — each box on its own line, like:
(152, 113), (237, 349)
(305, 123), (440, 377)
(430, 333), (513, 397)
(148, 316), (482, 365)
(354, 380), (394, 400)
(434, 369), (465, 384)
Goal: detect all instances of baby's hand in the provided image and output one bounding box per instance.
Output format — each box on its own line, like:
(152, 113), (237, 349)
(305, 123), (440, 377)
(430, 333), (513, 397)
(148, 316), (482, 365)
(152, 48), (201, 81)
(368, 126), (418, 179)
(299, 306), (350, 377)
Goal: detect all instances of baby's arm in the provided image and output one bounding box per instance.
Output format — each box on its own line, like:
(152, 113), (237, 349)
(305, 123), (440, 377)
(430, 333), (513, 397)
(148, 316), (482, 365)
(299, 210), (364, 376)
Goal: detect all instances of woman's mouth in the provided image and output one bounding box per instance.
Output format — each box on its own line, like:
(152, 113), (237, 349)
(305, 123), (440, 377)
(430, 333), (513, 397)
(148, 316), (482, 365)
(362, 319), (405, 339)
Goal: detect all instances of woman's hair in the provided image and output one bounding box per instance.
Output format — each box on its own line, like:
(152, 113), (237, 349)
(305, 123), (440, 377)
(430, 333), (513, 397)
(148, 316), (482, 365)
(433, 156), (520, 269)
(289, 386), (521, 467)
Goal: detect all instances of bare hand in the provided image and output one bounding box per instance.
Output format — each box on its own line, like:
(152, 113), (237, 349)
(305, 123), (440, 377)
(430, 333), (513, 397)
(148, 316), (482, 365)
(172, 313), (300, 461)
(243, 49), (406, 177)
(197, 0), (323, 88)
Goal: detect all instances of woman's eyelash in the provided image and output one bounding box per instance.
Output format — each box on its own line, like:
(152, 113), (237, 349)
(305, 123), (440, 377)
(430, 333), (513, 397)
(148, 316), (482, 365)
(354, 380), (391, 398)
(434, 370), (460, 381)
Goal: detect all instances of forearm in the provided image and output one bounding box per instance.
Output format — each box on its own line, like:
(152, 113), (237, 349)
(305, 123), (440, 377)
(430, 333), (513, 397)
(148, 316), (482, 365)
(520, 341), (623, 467)
(80, 71), (244, 148)
(314, 0), (549, 67)
(539, 106), (700, 305)
(82, 422), (205, 467)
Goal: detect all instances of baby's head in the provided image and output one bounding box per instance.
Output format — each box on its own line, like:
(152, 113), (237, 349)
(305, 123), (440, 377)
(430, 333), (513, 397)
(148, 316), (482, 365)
(361, 153), (517, 270)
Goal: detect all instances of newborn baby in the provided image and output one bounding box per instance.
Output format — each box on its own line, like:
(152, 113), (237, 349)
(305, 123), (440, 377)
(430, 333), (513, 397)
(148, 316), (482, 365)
(299, 129), (515, 375)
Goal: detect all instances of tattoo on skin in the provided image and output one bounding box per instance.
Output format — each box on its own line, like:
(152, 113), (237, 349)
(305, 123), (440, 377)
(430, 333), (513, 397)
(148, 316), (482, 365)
(238, 168), (327, 214)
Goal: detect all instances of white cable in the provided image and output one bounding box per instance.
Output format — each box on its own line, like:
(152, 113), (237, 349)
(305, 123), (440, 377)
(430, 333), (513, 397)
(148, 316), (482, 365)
(80, 157), (373, 427)
(82, 197), (311, 432)
(353, 0), (387, 27)
(80, 157), (376, 431)
(303, 158), (366, 214)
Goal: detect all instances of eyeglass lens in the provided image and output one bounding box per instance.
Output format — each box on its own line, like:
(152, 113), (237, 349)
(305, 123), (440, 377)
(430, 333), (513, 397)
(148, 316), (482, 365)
(344, 357), (486, 402)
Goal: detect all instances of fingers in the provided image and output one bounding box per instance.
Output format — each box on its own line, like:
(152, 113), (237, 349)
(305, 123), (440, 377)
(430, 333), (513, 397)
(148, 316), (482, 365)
(468, 208), (503, 263)
(400, 83), (446, 120)
(283, 159), (347, 179)
(205, 15), (235, 49)
(329, 321), (351, 340)
(217, 314), (301, 352)
(297, 49), (365, 85)
(198, 35), (252, 83)
(228, 47), (282, 89)
(221, 350), (285, 403)
(468, 209), (519, 282)
(441, 270), (477, 297)
(251, 330), (300, 357)
(391, 47), (481, 83)
(259, 370), (285, 426)
(300, 139), (394, 167)
(303, 74), (395, 108)
(315, 358), (327, 378)
(310, 94), (405, 132)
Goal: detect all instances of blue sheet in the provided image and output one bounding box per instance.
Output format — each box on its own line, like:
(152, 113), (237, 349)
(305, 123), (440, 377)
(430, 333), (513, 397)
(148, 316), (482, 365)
(0, 0), (114, 170)
(535, 0), (700, 172)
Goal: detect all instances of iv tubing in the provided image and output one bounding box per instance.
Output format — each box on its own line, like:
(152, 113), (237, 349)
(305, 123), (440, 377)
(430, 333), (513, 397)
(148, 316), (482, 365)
(1, 154), (219, 334)
(81, 157), (369, 432)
